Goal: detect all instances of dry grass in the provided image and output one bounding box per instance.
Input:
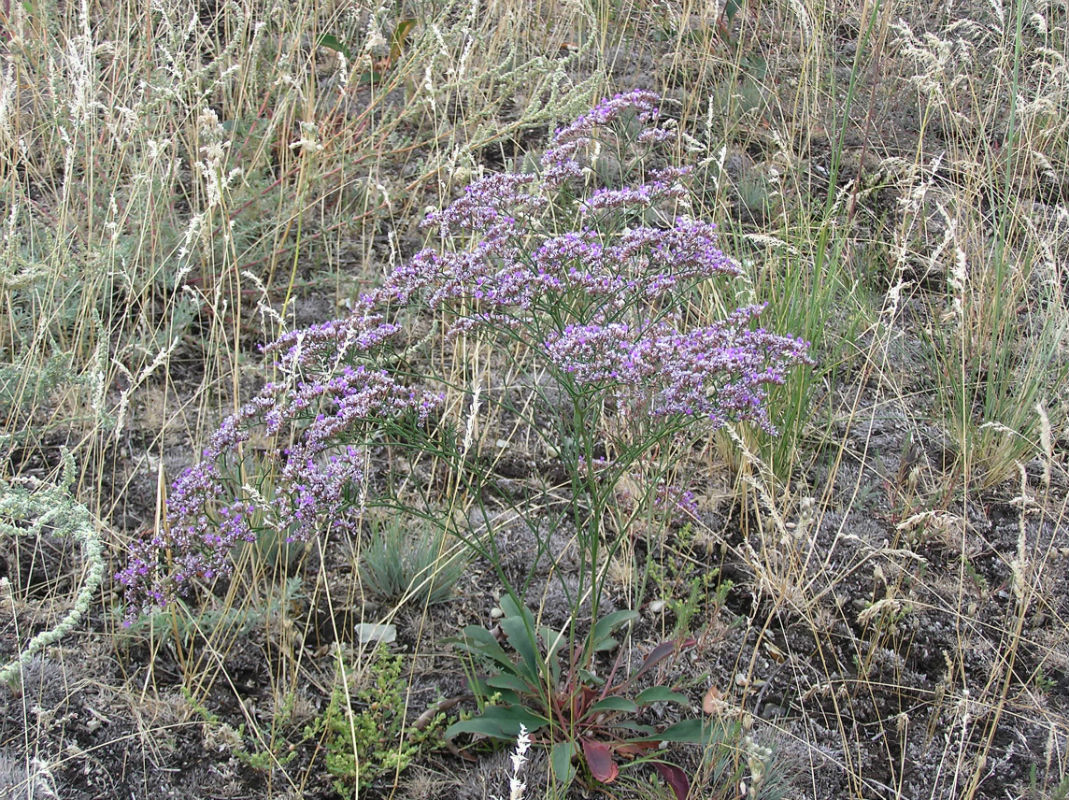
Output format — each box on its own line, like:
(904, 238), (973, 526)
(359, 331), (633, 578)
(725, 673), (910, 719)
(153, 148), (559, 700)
(0, 0), (1066, 798)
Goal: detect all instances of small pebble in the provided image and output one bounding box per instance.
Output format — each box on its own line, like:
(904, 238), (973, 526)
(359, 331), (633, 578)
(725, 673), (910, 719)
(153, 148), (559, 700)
(354, 623), (397, 645)
(489, 607), (504, 620)
(760, 703), (784, 718)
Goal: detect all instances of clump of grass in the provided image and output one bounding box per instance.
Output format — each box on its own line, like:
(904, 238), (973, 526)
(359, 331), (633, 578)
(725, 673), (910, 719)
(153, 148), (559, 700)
(358, 513), (467, 606)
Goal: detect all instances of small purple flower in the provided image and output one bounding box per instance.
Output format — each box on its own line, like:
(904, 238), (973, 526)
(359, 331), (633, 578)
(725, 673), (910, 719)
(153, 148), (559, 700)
(263, 303), (402, 370)
(579, 168), (691, 215)
(541, 90), (662, 187)
(423, 172), (545, 238)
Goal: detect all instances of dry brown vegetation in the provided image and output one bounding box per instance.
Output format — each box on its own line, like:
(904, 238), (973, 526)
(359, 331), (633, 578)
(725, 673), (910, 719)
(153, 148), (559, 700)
(0, 0), (1067, 798)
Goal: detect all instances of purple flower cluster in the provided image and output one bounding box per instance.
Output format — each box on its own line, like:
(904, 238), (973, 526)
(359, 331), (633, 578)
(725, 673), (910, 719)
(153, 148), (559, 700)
(120, 89), (811, 619)
(264, 307), (402, 370)
(540, 90), (666, 186)
(423, 172), (546, 238)
(118, 316), (441, 618)
(543, 306), (811, 432)
(578, 167), (691, 215)
(380, 91), (748, 336)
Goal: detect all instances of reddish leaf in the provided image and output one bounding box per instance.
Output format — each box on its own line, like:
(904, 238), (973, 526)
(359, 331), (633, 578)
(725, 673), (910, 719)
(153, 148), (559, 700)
(652, 761), (691, 800)
(614, 740), (658, 758)
(581, 738), (619, 783)
(578, 685), (599, 716)
(631, 641), (677, 683)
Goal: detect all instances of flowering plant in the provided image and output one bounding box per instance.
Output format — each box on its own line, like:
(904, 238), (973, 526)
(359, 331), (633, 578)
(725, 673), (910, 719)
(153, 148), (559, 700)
(119, 89), (810, 793)
(380, 88), (809, 625)
(118, 321), (442, 614)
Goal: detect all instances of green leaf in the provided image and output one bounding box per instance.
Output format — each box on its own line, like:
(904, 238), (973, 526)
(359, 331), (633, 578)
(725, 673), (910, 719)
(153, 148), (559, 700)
(550, 741), (577, 786)
(592, 610), (639, 650)
(316, 33), (352, 60)
(539, 626), (566, 656)
(635, 687), (689, 706)
(498, 616), (540, 680)
(593, 636), (620, 653)
(444, 706), (547, 741)
(389, 19), (417, 62)
(486, 672), (536, 695)
(613, 720), (656, 736)
(587, 696), (639, 714)
(577, 668), (604, 687)
(539, 626), (566, 684)
(498, 598), (541, 679)
(494, 689), (526, 707)
(453, 625), (498, 651)
(453, 627), (518, 674)
(471, 679), (525, 708)
(500, 594), (536, 626)
(643, 718), (724, 744)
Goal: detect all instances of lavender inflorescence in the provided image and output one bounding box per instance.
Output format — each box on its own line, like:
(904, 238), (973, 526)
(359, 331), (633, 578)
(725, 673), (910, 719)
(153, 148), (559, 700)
(120, 89), (811, 618)
(118, 324), (442, 616)
(544, 306), (809, 431)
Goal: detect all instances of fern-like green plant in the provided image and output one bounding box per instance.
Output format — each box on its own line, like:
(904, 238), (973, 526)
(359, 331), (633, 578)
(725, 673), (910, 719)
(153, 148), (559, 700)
(307, 645), (446, 795)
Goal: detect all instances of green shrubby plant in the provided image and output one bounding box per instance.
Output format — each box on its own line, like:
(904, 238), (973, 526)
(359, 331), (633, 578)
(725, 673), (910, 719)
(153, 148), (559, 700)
(182, 683), (307, 775)
(306, 644), (446, 796)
